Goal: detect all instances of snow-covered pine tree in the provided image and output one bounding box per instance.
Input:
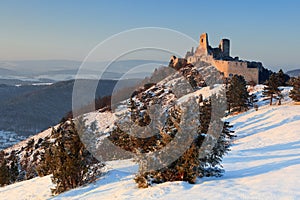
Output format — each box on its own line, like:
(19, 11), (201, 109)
(36, 136), (52, 177)
(199, 98), (211, 134)
(289, 76), (300, 102)
(226, 75), (250, 112)
(199, 121), (235, 177)
(198, 97), (235, 177)
(134, 93), (234, 187)
(40, 120), (103, 195)
(134, 104), (200, 188)
(263, 73), (281, 105)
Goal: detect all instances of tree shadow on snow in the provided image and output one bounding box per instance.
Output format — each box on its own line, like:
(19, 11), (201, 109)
(224, 157), (300, 179)
(235, 115), (300, 140)
(52, 164), (138, 199)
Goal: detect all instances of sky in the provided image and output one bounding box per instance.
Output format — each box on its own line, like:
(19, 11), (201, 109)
(0, 0), (300, 71)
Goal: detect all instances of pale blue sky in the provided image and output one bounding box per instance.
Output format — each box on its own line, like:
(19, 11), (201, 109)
(0, 0), (300, 71)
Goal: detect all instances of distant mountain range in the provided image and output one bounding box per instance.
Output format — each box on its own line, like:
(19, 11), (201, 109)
(0, 59), (167, 149)
(0, 67), (19, 76)
(0, 78), (139, 138)
(0, 60), (167, 81)
(286, 69), (300, 77)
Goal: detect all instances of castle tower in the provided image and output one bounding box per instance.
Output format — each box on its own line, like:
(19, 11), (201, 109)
(219, 39), (230, 57)
(195, 33), (209, 56)
(199, 33), (208, 49)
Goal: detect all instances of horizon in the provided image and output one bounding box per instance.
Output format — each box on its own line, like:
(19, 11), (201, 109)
(1, 1), (300, 71)
(0, 57), (297, 74)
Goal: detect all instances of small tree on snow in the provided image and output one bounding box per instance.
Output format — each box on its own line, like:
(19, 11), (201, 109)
(289, 76), (300, 102)
(263, 74), (282, 105)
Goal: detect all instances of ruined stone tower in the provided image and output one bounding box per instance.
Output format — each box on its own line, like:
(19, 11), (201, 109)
(195, 33), (209, 56)
(219, 39), (230, 58)
(199, 33), (208, 50)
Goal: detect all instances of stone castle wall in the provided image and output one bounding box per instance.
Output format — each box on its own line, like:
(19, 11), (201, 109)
(213, 60), (259, 83)
(186, 33), (260, 83)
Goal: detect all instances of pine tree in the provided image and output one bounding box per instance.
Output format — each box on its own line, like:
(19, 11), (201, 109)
(199, 98), (211, 134)
(134, 101), (201, 187)
(277, 69), (286, 86)
(0, 160), (10, 186)
(0, 151), (10, 186)
(198, 114), (236, 177)
(227, 75), (250, 112)
(36, 136), (52, 177)
(134, 93), (235, 188)
(8, 151), (19, 183)
(289, 76), (300, 102)
(198, 99), (235, 177)
(263, 73), (281, 105)
(51, 121), (86, 194)
(40, 120), (103, 195)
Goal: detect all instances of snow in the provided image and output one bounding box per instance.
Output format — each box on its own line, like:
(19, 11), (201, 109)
(0, 175), (54, 200)
(1, 100), (300, 199)
(31, 83), (53, 86)
(248, 85), (293, 107)
(54, 103), (300, 199)
(83, 111), (117, 133)
(176, 84), (224, 104)
(14, 83), (54, 87)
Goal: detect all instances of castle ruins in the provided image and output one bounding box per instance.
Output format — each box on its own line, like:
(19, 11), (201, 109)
(185, 33), (262, 83)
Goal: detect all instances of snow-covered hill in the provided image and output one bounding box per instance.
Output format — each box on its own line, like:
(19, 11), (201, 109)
(1, 96), (300, 199)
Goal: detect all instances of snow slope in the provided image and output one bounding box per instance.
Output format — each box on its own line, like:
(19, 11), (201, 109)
(1, 100), (300, 199)
(0, 175), (54, 200)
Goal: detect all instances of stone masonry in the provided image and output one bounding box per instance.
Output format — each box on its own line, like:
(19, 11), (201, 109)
(186, 33), (261, 83)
